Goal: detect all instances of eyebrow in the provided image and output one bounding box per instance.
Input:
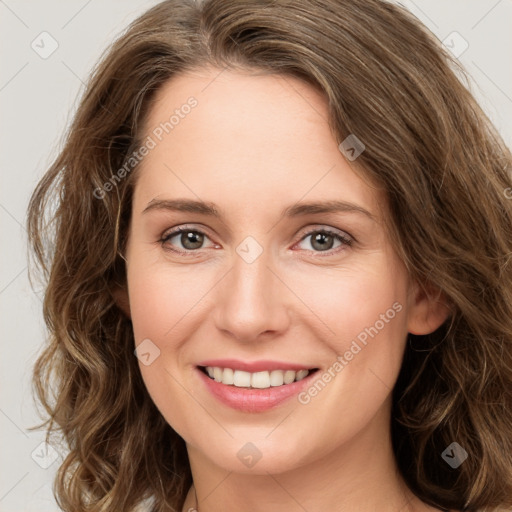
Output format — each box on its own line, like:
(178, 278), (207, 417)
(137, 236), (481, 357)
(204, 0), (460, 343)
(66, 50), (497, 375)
(142, 198), (376, 221)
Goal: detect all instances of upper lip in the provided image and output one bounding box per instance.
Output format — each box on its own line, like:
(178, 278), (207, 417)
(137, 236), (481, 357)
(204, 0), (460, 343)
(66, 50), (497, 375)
(197, 359), (317, 373)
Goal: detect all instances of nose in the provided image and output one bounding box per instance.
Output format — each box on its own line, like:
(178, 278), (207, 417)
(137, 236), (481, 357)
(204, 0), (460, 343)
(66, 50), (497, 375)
(212, 244), (291, 343)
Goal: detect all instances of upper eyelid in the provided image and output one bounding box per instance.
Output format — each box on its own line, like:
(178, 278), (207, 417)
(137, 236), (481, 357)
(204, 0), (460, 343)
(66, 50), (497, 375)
(161, 224), (216, 242)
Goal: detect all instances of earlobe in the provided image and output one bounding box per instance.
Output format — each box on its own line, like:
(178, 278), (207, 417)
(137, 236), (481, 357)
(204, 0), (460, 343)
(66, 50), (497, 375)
(407, 280), (451, 335)
(112, 285), (131, 319)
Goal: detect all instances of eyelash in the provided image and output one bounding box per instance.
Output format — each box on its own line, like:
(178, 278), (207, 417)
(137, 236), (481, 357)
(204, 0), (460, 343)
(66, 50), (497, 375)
(159, 225), (353, 257)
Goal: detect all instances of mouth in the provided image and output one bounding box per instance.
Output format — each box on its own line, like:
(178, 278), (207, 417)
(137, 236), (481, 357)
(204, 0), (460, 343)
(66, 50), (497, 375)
(198, 365), (319, 389)
(195, 362), (320, 412)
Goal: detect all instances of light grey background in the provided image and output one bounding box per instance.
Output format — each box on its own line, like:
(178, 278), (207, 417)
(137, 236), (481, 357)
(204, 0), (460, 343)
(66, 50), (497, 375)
(1, 1), (511, 510)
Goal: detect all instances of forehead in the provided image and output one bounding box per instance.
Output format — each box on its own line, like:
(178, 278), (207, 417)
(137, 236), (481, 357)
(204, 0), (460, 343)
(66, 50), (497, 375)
(135, 67), (384, 222)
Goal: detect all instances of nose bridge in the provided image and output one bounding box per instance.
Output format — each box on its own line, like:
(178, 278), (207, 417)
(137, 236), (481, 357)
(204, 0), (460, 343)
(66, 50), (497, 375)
(213, 236), (289, 341)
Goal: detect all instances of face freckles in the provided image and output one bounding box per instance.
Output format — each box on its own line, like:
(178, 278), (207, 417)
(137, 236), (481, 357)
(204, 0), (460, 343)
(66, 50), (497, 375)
(123, 66), (445, 475)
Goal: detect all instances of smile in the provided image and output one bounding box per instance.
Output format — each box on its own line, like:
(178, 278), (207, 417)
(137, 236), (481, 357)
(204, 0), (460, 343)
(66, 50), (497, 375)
(200, 366), (314, 389)
(196, 360), (320, 412)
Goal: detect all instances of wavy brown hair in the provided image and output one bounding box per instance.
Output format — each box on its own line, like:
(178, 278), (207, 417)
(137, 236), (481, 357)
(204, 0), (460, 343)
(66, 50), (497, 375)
(27, 0), (512, 511)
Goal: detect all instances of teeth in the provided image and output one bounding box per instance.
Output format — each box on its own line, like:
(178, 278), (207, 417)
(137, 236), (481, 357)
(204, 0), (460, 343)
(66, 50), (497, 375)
(233, 370), (251, 387)
(213, 367), (223, 382)
(222, 367), (234, 385)
(203, 367), (313, 389)
(251, 371), (270, 389)
(295, 369), (309, 381)
(269, 370), (284, 386)
(283, 370), (296, 384)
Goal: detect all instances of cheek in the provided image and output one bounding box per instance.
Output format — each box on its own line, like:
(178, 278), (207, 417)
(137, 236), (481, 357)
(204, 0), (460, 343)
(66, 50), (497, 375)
(126, 261), (209, 436)
(294, 261), (409, 407)
(127, 258), (208, 343)
(295, 263), (407, 348)
(286, 267), (409, 447)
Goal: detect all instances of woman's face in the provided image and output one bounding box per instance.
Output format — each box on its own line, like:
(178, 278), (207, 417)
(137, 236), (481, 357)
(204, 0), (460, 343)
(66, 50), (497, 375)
(124, 67), (446, 474)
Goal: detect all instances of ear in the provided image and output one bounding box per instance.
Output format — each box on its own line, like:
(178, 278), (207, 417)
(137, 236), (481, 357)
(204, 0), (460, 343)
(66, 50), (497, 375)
(112, 285), (131, 319)
(406, 279), (451, 335)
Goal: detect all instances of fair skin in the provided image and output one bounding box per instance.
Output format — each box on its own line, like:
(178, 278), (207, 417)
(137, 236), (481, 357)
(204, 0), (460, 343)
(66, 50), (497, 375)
(120, 66), (450, 512)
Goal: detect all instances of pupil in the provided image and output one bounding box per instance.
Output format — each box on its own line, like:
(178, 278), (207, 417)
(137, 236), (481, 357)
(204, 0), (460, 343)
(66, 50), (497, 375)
(312, 233), (333, 251)
(182, 231), (203, 249)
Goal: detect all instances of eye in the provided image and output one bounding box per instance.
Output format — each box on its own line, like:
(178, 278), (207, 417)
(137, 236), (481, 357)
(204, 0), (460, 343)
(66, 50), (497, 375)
(294, 227), (353, 254)
(159, 225), (353, 256)
(160, 226), (216, 254)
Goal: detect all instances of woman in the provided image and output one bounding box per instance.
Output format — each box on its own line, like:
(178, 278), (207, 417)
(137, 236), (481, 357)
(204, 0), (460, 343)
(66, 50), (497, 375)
(27, 0), (512, 511)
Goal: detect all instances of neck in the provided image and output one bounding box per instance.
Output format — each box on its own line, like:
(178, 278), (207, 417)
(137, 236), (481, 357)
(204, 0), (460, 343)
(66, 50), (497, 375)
(181, 403), (437, 512)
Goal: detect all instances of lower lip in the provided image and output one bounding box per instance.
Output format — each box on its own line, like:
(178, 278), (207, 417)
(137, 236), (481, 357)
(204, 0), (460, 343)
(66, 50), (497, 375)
(196, 367), (318, 413)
